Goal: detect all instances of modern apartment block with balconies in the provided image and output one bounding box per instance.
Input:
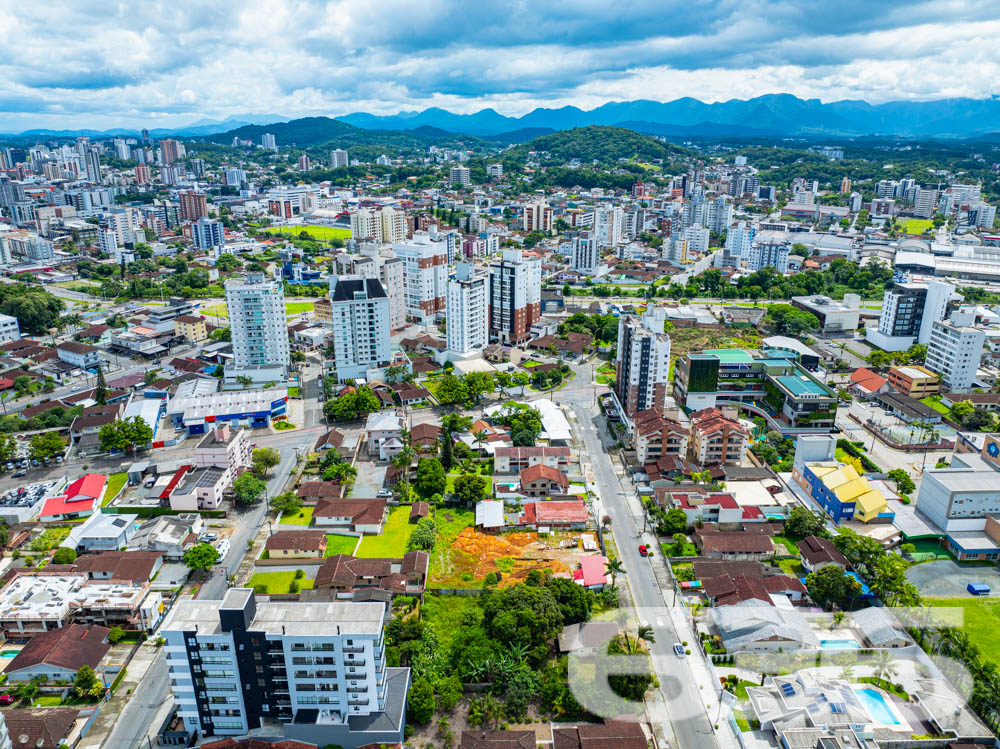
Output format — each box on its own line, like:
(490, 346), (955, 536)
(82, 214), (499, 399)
(162, 588), (409, 748)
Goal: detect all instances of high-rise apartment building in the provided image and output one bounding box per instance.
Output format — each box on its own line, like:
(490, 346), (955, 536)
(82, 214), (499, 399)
(925, 310), (986, 391)
(615, 306), (672, 419)
(571, 233), (600, 274)
(914, 188), (939, 218)
(330, 149), (349, 167)
(725, 221), (756, 259)
(487, 248), (541, 345)
(446, 263), (488, 356)
(134, 164), (151, 185)
(191, 217), (225, 252)
(392, 233), (448, 323)
(744, 239), (789, 273)
(449, 166), (470, 186)
(83, 150), (101, 182)
(162, 589), (408, 744)
(357, 245), (405, 330)
(487, 163), (503, 179)
(350, 207), (408, 244)
(869, 280), (957, 352)
(224, 168), (247, 186)
(160, 139), (181, 165)
(592, 206), (624, 249)
(261, 133), (277, 151)
(328, 276), (391, 382)
(297, 155), (311, 171)
(180, 190), (209, 222)
(522, 202), (553, 234)
(225, 273), (290, 379)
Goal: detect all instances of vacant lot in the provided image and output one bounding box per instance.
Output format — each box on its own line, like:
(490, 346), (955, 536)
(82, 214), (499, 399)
(906, 559), (1000, 598)
(901, 218), (933, 235)
(926, 597), (1000, 663)
(356, 506), (413, 558)
(325, 534), (359, 557)
(249, 570), (314, 594)
(280, 507), (313, 526)
(263, 225), (351, 241)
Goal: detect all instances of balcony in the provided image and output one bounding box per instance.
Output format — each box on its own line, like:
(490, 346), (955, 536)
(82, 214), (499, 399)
(343, 647), (364, 654)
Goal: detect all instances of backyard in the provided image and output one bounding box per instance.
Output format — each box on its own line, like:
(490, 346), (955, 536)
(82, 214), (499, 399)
(920, 395), (951, 416)
(263, 225), (351, 241)
(355, 506), (413, 558)
(279, 507), (313, 526)
(103, 472), (128, 506)
(248, 570), (315, 594)
(325, 534), (360, 557)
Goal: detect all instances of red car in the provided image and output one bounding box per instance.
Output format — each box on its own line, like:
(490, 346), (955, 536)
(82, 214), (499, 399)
(0, 695), (14, 706)
(638, 545), (648, 557)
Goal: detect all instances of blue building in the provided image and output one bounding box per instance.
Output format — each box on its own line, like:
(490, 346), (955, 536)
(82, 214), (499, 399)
(165, 387), (288, 435)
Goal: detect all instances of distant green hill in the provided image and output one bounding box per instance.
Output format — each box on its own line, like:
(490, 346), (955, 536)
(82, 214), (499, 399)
(504, 125), (694, 166)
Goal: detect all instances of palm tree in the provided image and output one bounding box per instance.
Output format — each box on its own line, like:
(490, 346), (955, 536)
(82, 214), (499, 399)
(605, 559), (625, 588)
(481, 693), (505, 731)
(840, 664), (855, 682)
(874, 650), (893, 684)
(831, 611), (846, 630)
(637, 624), (655, 649)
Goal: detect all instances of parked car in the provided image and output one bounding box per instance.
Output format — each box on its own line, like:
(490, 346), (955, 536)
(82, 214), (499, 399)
(673, 643), (685, 657)
(70, 386), (83, 392)
(11, 472), (24, 479)
(638, 544), (648, 557)
(215, 541), (230, 560)
(55, 456), (63, 464)
(200, 533), (218, 542)
(376, 489), (393, 498)
(3, 463), (11, 471)
(0, 695), (13, 706)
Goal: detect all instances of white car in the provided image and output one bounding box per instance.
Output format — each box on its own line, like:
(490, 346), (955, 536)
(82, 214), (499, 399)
(215, 541), (230, 561)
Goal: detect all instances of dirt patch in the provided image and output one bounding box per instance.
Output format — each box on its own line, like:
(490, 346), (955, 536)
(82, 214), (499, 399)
(444, 527), (588, 586)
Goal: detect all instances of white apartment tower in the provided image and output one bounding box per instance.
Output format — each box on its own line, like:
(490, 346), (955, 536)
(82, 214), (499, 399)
(357, 244), (406, 330)
(449, 166), (471, 186)
(571, 233), (600, 275)
(446, 263), (488, 356)
(161, 589), (408, 744)
(487, 248), (541, 345)
(522, 202), (553, 234)
(592, 206), (624, 249)
(926, 310), (986, 392)
(225, 273), (290, 378)
(350, 207), (408, 244)
(615, 306), (672, 419)
(328, 276), (392, 382)
(392, 233), (448, 323)
(330, 149), (349, 167)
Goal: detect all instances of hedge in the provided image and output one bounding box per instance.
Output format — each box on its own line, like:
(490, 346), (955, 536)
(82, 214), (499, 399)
(102, 507), (228, 519)
(836, 439), (881, 472)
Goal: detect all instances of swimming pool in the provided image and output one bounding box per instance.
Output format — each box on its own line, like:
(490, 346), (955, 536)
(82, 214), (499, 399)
(0, 650), (18, 658)
(819, 639), (861, 649)
(855, 687), (901, 725)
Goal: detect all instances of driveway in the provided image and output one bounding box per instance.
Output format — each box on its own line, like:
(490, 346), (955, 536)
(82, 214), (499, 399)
(906, 559), (1000, 598)
(353, 461), (387, 498)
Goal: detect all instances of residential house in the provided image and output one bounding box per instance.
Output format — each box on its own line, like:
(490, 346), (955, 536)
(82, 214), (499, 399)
(127, 514), (203, 561)
(366, 411), (405, 461)
(848, 368), (889, 398)
(661, 490), (765, 528)
(78, 325), (112, 347)
(552, 721), (648, 749)
(494, 446), (571, 474)
(312, 551), (429, 596)
(263, 530), (329, 559)
(712, 599), (820, 652)
(461, 731), (535, 749)
(519, 464), (569, 497)
(410, 423), (442, 453)
(796, 535), (849, 572)
(3, 624), (110, 683)
(55, 341), (101, 370)
(515, 499), (588, 529)
(1, 708), (78, 749)
(573, 555), (607, 590)
(173, 315), (208, 343)
(60, 512), (138, 553)
(297, 480), (345, 502)
(694, 527), (775, 560)
(852, 606), (910, 648)
(312, 498), (387, 534)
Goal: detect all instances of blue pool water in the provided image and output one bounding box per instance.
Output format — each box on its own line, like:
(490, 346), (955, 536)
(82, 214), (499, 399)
(855, 688), (900, 725)
(819, 639), (861, 649)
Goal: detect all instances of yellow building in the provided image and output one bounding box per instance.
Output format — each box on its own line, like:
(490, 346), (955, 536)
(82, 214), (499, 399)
(887, 365), (940, 398)
(795, 462), (890, 523)
(174, 315), (208, 343)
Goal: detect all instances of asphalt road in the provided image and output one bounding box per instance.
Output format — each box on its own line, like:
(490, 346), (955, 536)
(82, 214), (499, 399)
(563, 383), (721, 749)
(101, 649), (168, 749)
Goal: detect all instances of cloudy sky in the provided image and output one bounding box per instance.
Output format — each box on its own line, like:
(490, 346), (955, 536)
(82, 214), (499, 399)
(2, 0), (1000, 132)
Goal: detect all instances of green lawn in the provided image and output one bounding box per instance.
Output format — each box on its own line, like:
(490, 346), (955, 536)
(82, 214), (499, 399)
(777, 558), (805, 576)
(286, 301), (315, 316)
(288, 386), (301, 398)
(901, 218), (934, 234)
(263, 225), (351, 241)
(772, 536), (801, 556)
(103, 472), (128, 506)
(925, 598), (1000, 664)
(420, 594), (482, 651)
(201, 304), (229, 319)
(325, 534), (359, 557)
(30, 695), (63, 707)
(280, 507), (313, 526)
(920, 396), (951, 416)
(356, 506), (413, 558)
(248, 571), (314, 594)
(274, 421), (297, 430)
(54, 281), (100, 293)
(521, 360), (543, 368)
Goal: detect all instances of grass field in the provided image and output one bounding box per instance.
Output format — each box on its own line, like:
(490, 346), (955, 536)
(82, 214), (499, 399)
(201, 304), (229, 319)
(428, 508), (476, 586)
(263, 225), (351, 241)
(280, 507), (313, 526)
(901, 218), (934, 234)
(356, 506), (413, 558)
(249, 571), (314, 594)
(926, 598), (1000, 663)
(772, 536), (801, 556)
(54, 281), (101, 293)
(920, 396), (951, 416)
(325, 534), (359, 557)
(420, 594), (481, 651)
(103, 473), (128, 506)
(286, 301), (314, 316)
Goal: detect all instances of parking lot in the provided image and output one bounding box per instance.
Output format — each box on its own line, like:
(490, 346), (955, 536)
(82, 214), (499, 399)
(906, 559), (1000, 598)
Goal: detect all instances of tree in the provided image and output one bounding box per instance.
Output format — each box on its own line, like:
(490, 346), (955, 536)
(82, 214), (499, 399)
(439, 431), (454, 471)
(605, 558), (625, 587)
(435, 372), (470, 407)
(408, 677), (436, 724)
(251, 447), (281, 477)
(269, 492), (302, 516)
(512, 372), (530, 395)
(806, 565), (861, 609)
(886, 469), (915, 495)
(436, 673), (463, 711)
(546, 576), (591, 625)
(94, 366), (107, 406)
(408, 517), (437, 551)
(607, 633), (655, 702)
(324, 385), (380, 421)
(12, 375), (30, 396)
(29, 432), (66, 461)
(495, 403), (542, 446)
(98, 416), (153, 454)
(784, 506), (829, 540)
(108, 625), (125, 644)
(415, 458), (446, 499)
(233, 473), (266, 505)
(15, 675), (45, 703)
(183, 542), (220, 571)
(452, 473), (487, 504)
(661, 508), (688, 535)
(52, 547), (77, 564)
(482, 583), (564, 649)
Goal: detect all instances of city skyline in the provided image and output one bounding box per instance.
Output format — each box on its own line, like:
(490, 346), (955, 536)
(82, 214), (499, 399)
(3, 0), (1000, 131)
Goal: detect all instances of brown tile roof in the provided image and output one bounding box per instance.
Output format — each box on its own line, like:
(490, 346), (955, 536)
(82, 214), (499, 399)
(796, 535), (849, 567)
(3, 708), (79, 749)
(264, 530), (327, 553)
(460, 731), (535, 749)
(696, 531), (774, 554)
(314, 429), (345, 451)
(313, 498), (387, 527)
(6, 623), (110, 674)
(56, 340), (97, 355)
(70, 551), (162, 582)
(297, 481), (345, 499)
(409, 502), (430, 522)
(552, 721), (647, 749)
(519, 463), (569, 491)
(313, 551), (428, 593)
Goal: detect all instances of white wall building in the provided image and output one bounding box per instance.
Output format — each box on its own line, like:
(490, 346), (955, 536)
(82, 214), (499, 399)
(571, 233), (601, 275)
(446, 263), (488, 357)
(328, 276), (391, 382)
(592, 206), (624, 249)
(392, 233), (448, 323)
(925, 310), (986, 391)
(225, 273), (290, 380)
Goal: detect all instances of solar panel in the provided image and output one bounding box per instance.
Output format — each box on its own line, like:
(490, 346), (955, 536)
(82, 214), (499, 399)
(781, 683), (796, 696)
(807, 703), (820, 714)
(830, 702), (846, 713)
(112, 518), (127, 527)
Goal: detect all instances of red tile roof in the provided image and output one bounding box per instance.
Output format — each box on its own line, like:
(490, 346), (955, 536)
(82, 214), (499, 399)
(65, 473), (106, 501)
(850, 367), (888, 393)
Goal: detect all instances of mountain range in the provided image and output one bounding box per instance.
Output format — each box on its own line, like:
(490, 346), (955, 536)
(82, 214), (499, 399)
(6, 94), (1000, 140)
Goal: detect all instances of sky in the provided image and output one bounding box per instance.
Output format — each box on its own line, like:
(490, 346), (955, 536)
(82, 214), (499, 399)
(2, 0), (1000, 132)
